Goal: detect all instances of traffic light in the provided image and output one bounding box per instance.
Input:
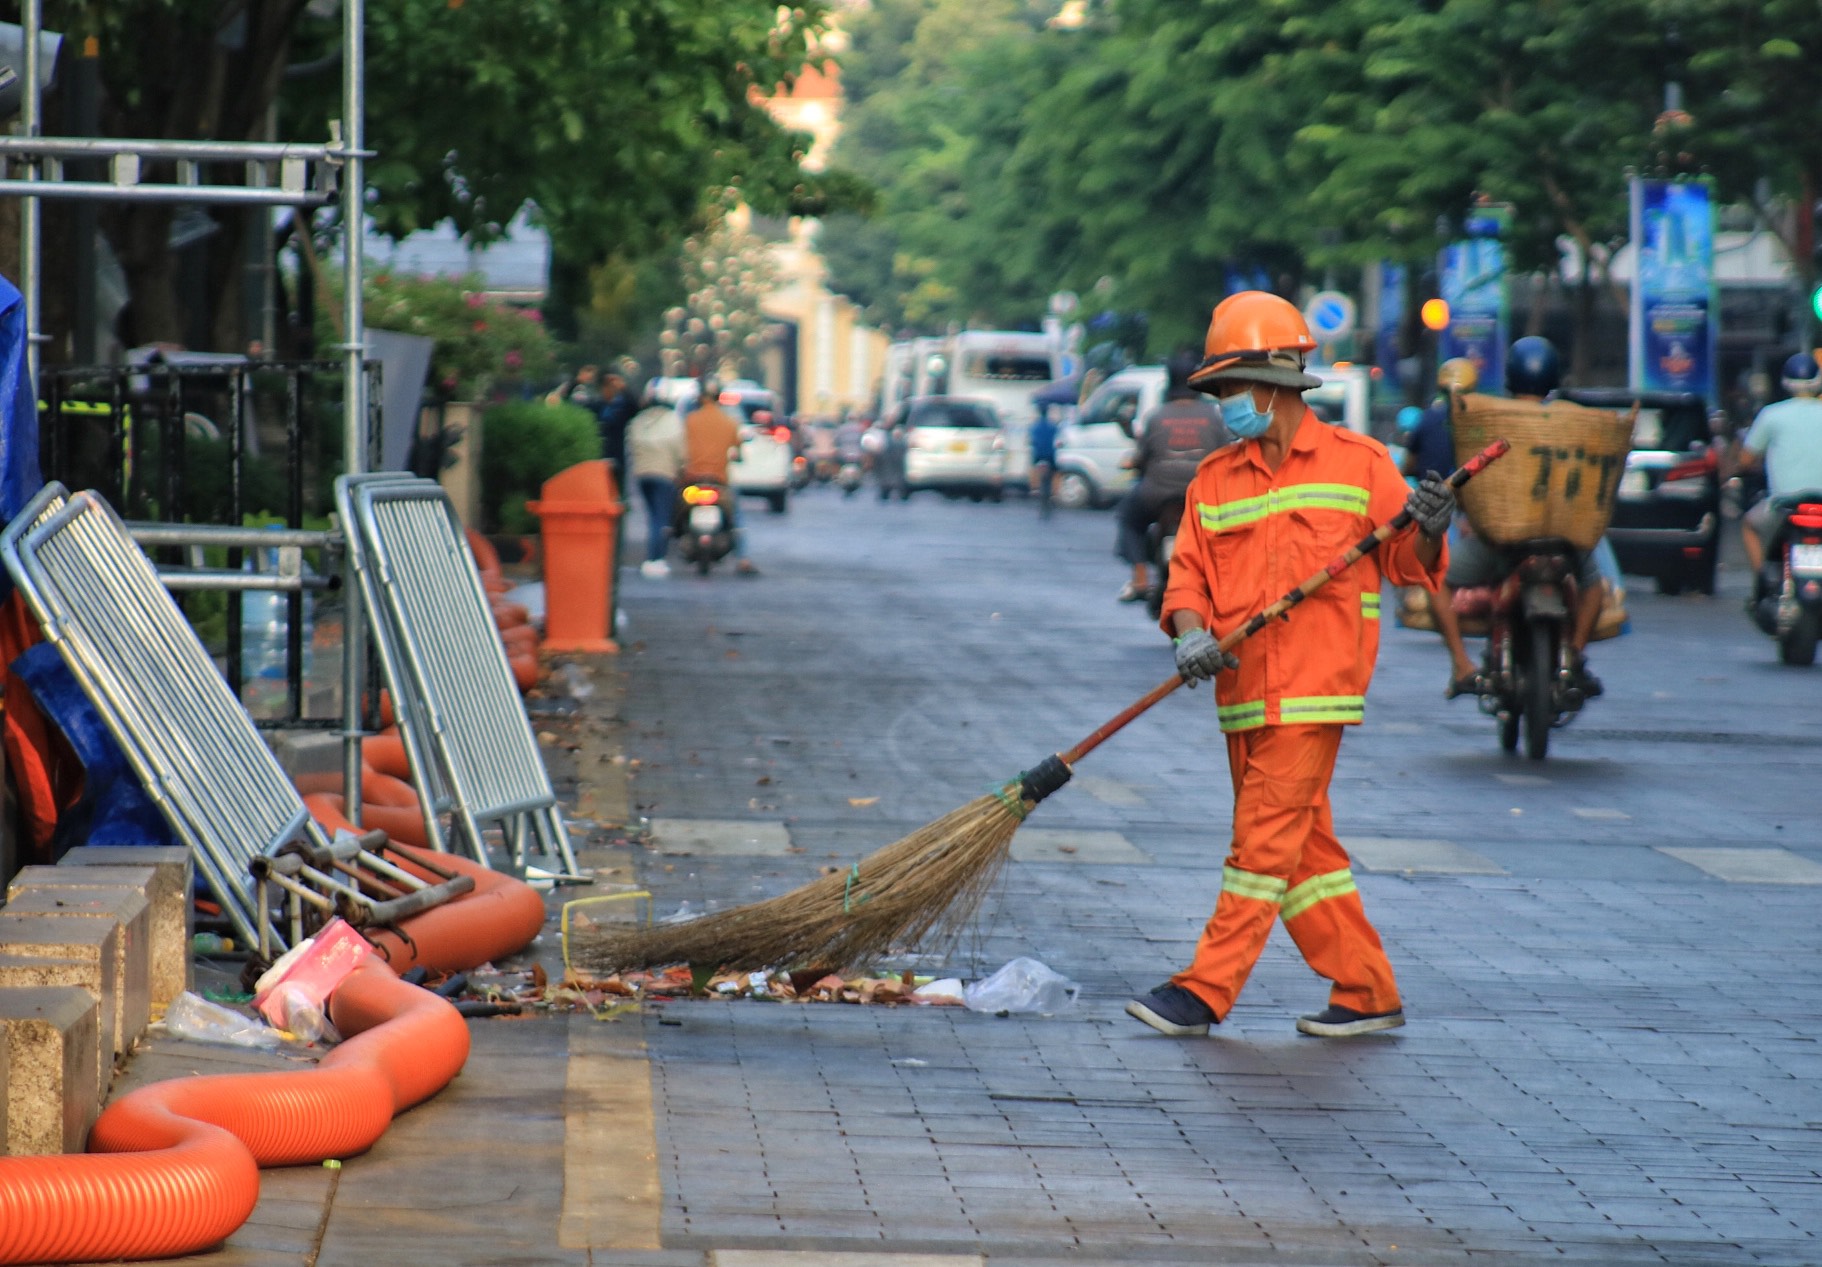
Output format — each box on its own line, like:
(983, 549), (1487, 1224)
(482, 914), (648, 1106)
(1421, 298), (1451, 332)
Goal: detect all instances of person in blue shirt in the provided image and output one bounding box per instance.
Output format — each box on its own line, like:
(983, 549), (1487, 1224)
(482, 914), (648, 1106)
(1739, 351), (1822, 573)
(1400, 358), (1475, 481)
(1029, 402), (1060, 518)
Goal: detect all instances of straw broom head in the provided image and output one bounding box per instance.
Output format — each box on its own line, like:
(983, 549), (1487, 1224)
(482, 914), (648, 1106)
(572, 781), (1033, 975)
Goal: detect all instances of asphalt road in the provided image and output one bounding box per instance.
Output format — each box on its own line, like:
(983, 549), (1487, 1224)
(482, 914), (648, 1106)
(606, 479), (1822, 1266)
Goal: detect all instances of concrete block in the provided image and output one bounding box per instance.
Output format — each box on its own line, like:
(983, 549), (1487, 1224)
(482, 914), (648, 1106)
(12, 861), (187, 1013)
(0, 986), (100, 1155)
(0, 954), (114, 1081)
(56, 846), (194, 1006)
(0, 916), (120, 1075)
(0, 890), (150, 1056)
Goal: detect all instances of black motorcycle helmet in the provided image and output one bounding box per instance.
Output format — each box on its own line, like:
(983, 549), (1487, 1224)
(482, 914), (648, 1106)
(1165, 345), (1203, 394)
(1505, 336), (1561, 398)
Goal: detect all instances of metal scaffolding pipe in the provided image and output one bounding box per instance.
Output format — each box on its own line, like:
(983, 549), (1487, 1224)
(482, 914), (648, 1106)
(22, 0), (42, 389)
(340, 0), (369, 823)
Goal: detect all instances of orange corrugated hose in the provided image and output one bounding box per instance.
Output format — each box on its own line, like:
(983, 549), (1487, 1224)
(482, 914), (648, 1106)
(0, 960), (473, 1265)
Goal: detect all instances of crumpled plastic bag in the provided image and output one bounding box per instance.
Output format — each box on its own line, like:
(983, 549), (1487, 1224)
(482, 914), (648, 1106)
(963, 957), (1080, 1015)
(163, 991), (284, 1048)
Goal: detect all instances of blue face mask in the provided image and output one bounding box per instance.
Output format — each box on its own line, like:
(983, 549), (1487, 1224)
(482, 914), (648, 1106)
(1219, 386), (1275, 439)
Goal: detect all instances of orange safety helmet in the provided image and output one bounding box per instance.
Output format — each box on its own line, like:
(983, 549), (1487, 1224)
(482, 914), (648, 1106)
(1188, 291), (1321, 393)
(1436, 357), (1479, 393)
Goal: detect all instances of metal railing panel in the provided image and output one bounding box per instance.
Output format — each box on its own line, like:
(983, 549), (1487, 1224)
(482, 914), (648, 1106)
(336, 474), (578, 875)
(1, 484), (323, 948)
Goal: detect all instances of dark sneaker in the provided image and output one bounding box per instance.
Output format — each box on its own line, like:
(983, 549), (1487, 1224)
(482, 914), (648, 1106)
(1445, 671), (1482, 700)
(1572, 653), (1603, 698)
(735, 560), (761, 578)
(1125, 983), (1216, 1036)
(1296, 1004), (1405, 1037)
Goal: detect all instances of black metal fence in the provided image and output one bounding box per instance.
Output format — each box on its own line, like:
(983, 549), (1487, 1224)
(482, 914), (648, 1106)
(36, 359), (381, 729)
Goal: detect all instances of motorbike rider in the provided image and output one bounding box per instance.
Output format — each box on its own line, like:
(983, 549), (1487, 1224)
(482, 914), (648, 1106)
(1431, 336), (1605, 699)
(1127, 291), (1451, 1040)
(1737, 351), (1822, 574)
(682, 377), (760, 576)
(1402, 358), (1478, 481)
(1115, 346), (1234, 601)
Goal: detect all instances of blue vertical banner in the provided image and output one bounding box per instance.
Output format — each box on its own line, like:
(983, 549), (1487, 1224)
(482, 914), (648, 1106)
(1374, 262), (1406, 393)
(1629, 179), (1717, 405)
(1438, 206), (1509, 392)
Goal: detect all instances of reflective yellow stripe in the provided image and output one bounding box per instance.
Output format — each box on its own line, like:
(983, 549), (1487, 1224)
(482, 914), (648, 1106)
(1222, 865), (1287, 905)
(1361, 592), (1381, 620)
(1281, 869), (1358, 920)
(1197, 482), (1371, 534)
(1216, 699), (1267, 732)
(1278, 695), (1365, 724)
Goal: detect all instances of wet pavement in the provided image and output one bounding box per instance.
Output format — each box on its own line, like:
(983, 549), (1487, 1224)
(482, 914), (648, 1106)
(119, 480), (1822, 1266)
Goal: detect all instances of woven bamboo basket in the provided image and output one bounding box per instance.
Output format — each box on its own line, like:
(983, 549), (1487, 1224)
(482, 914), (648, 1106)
(1448, 392), (1633, 550)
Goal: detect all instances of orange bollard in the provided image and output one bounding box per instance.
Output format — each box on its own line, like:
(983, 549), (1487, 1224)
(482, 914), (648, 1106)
(525, 460), (621, 653)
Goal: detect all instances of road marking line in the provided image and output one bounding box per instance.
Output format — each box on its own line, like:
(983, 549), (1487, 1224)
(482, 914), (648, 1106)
(1657, 847), (1822, 885)
(1571, 807), (1630, 821)
(1071, 774), (1147, 807)
(560, 1016), (661, 1250)
(1343, 837), (1507, 876)
(1011, 828), (1148, 864)
(650, 817), (793, 856)
(1494, 773), (1550, 787)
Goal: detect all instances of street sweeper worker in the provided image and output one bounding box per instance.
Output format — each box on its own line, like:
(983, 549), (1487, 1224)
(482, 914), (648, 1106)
(1125, 290), (1453, 1040)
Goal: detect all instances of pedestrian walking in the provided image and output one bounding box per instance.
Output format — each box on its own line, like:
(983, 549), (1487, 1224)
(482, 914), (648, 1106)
(1029, 402), (1059, 518)
(596, 371), (640, 491)
(1126, 291), (1452, 1040)
(629, 396), (686, 578)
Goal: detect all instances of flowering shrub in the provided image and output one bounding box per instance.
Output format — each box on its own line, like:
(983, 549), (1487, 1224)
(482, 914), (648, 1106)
(360, 272), (557, 400)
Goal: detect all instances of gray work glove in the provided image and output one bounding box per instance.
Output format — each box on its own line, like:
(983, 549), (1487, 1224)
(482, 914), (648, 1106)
(1173, 628), (1239, 685)
(1405, 471), (1456, 540)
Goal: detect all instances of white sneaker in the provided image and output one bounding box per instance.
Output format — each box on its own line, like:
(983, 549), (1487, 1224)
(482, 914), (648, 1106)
(640, 559), (670, 579)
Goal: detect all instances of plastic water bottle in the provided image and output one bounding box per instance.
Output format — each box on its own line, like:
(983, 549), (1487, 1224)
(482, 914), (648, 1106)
(241, 584), (287, 680)
(240, 540), (315, 682)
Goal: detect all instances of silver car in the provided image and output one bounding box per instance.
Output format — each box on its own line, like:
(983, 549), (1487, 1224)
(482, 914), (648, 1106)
(893, 397), (1007, 500)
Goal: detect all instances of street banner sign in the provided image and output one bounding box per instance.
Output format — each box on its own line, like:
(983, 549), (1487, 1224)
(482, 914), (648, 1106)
(1438, 206), (1509, 391)
(1629, 179), (1717, 406)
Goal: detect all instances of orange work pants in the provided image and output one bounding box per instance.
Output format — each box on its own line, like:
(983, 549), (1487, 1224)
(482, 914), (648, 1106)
(1172, 723), (1399, 1019)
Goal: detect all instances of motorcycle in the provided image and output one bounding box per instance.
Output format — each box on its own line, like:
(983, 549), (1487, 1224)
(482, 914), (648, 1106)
(1459, 540), (1588, 760)
(672, 480), (736, 575)
(836, 461), (864, 498)
(1747, 492), (1822, 665)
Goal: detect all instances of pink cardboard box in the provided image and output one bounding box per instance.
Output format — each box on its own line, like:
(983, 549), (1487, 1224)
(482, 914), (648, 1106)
(254, 918), (374, 1030)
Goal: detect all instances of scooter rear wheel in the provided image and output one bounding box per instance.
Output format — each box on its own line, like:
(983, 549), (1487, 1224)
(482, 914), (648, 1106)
(1523, 624), (1556, 760)
(1780, 608), (1820, 666)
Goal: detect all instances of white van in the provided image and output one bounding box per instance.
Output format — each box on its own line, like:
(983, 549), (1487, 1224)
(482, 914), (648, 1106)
(1053, 362), (1375, 511)
(1053, 365), (1164, 510)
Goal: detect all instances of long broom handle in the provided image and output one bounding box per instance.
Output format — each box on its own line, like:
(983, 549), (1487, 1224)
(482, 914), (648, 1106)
(1054, 438), (1511, 768)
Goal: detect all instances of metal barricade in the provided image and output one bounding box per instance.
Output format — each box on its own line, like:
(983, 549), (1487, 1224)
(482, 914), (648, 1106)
(0, 483), (472, 953)
(336, 473), (582, 877)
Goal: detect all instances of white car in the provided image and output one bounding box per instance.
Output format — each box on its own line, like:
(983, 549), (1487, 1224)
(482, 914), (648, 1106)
(894, 396), (1007, 499)
(720, 381), (792, 514)
(649, 377), (792, 513)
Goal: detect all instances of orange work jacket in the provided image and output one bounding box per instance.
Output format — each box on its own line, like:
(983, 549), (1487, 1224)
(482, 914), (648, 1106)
(1159, 409), (1446, 732)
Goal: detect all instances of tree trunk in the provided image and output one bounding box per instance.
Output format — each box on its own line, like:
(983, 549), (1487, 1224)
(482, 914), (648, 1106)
(37, 1), (313, 358)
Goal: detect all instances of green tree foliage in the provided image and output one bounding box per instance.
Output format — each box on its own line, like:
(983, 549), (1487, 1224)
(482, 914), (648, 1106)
(284, 0), (855, 271)
(825, 0), (1820, 359)
(478, 400), (600, 534)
